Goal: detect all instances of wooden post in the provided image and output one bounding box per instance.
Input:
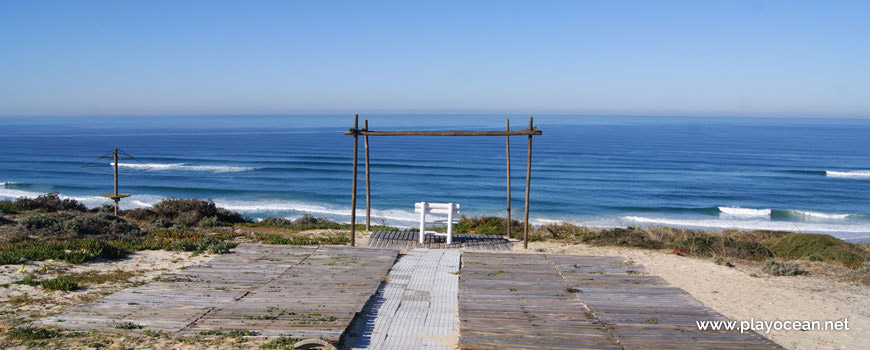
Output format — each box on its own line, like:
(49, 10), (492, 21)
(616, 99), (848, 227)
(350, 115), (359, 247)
(505, 119), (511, 239)
(113, 149), (119, 216)
(523, 117), (533, 249)
(364, 120), (371, 231)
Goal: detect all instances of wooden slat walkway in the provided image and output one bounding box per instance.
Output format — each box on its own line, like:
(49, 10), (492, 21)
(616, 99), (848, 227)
(367, 230), (511, 250)
(459, 253), (620, 350)
(551, 255), (783, 350)
(459, 253), (784, 350)
(345, 248), (460, 350)
(35, 244), (398, 343)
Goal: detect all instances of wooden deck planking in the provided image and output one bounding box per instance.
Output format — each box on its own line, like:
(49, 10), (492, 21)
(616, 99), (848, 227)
(459, 253), (783, 350)
(550, 255), (783, 350)
(36, 244), (398, 343)
(346, 248), (460, 350)
(367, 230), (511, 250)
(458, 253), (621, 350)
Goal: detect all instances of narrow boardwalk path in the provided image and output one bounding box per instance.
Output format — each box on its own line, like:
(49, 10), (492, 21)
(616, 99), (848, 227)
(345, 248), (460, 350)
(36, 244), (398, 343)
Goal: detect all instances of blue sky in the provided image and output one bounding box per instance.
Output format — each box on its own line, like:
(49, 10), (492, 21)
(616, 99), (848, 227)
(1, 1), (868, 117)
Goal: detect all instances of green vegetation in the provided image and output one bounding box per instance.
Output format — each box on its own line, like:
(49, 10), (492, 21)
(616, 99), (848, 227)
(197, 329), (260, 337)
(14, 273), (40, 286)
(528, 222), (869, 268)
(67, 270), (138, 285)
(6, 326), (62, 340)
(260, 335), (301, 349)
(40, 276), (80, 291)
(712, 257), (735, 267)
(114, 322), (143, 330)
(251, 214), (395, 232)
(17, 211), (140, 237)
(0, 239), (126, 265)
(125, 198), (249, 228)
(163, 236), (238, 255)
(453, 216), (524, 237)
(761, 259), (807, 276)
(258, 214), (341, 230)
(764, 233), (867, 267)
(255, 232), (348, 246)
(0, 193), (87, 214)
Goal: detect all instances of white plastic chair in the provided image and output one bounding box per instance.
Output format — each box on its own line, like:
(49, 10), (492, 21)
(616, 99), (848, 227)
(414, 202), (460, 244)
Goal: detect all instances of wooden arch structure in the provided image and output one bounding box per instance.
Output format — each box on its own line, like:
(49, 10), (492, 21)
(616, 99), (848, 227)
(344, 115), (542, 248)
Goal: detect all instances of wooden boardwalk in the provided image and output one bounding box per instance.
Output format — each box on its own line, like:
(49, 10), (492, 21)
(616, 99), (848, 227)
(367, 230), (511, 250)
(36, 244), (398, 342)
(459, 252), (783, 350)
(459, 253), (620, 350)
(345, 248), (460, 350)
(552, 255), (782, 350)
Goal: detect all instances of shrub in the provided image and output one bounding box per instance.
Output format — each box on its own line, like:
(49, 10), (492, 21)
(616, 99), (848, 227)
(259, 217), (293, 226)
(61, 212), (140, 236)
(17, 212), (140, 237)
(255, 232), (348, 246)
(0, 193), (86, 213)
(205, 241), (238, 254)
(114, 321), (143, 329)
(761, 259), (807, 276)
(257, 215), (342, 230)
(13, 274), (40, 286)
(455, 216), (524, 237)
(6, 326), (62, 340)
(0, 239), (126, 265)
(164, 240), (197, 252)
(763, 233), (867, 268)
(40, 276), (79, 291)
(130, 198), (250, 228)
(17, 214), (61, 232)
(712, 257), (735, 267)
(807, 253), (824, 262)
(261, 335), (301, 349)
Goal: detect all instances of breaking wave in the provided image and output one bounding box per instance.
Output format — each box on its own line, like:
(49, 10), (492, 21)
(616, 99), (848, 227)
(114, 162), (257, 173)
(717, 206), (771, 217)
(826, 170), (870, 178)
(623, 216), (870, 236)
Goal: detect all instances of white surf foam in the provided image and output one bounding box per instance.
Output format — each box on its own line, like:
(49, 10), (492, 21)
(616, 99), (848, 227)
(826, 170), (870, 178)
(0, 187), (160, 210)
(212, 199), (420, 223)
(114, 162), (256, 173)
(623, 216), (870, 234)
(717, 206), (771, 217)
(791, 210), (850, 220)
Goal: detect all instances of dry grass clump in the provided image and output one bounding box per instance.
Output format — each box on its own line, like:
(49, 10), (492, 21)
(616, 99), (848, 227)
(761, 259), (807, 276)
(849, 262), (870, 285)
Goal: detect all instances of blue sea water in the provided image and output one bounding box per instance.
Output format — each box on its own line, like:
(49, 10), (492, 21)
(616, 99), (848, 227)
(1, 115), (869, 241)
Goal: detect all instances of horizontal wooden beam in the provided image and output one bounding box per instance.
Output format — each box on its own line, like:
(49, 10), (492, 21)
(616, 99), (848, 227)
(344, 129), (542, 136)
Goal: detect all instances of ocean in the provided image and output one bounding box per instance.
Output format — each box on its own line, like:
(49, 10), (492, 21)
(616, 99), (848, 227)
(1, 115), (869, 242)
